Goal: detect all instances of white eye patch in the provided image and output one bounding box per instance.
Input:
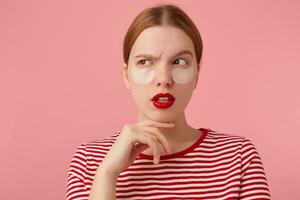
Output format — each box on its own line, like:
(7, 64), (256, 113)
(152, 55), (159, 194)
(130, 65), (195, 85)
(130, 66), (155, 85)
(172, 66), (195, 84)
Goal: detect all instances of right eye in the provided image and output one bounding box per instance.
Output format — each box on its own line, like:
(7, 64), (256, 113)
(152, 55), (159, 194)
(137, 59), (151, 66)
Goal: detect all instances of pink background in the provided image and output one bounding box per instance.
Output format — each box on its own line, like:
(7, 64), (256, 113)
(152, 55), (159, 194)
(1, 0), (299, 199)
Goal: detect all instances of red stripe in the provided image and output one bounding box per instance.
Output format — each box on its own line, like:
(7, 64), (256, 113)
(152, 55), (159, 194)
(66, 129), (271, 199)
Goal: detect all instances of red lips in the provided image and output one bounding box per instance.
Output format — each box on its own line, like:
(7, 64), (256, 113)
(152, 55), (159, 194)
(151, 93), (175, 109)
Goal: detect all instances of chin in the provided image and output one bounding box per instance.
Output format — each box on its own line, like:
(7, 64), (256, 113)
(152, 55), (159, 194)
(147, 109), (179, 123)
(137, 101), (184, 122)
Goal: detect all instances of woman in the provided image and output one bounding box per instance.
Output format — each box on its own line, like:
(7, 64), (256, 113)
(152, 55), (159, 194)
(67, 4), (271, 200)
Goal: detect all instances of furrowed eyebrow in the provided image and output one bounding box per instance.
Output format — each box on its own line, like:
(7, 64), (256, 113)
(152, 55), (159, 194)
(134, 50), (193, 60)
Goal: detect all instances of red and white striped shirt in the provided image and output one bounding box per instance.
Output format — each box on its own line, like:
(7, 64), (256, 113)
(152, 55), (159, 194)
(66, 128), (271, 199)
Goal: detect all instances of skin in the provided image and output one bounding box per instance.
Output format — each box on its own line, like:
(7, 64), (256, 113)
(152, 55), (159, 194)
(88, 25), (203, 200)
(123, 25), (202, 155)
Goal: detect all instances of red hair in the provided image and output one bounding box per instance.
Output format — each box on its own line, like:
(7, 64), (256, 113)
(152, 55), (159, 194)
(123, 3), (203, 72)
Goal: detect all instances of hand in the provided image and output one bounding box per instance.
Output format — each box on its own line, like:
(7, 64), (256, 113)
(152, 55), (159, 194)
(99, 119), (174, 175)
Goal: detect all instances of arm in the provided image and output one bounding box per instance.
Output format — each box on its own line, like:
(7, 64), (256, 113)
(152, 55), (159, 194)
(88, 164), (118, 200)
(239, 138), (271, 199)
(66, 144), (89, 200)
(67, 143), (119, 200)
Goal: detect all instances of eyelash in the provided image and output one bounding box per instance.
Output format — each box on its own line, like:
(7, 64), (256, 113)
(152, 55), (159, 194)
(137, 58), (188, 66)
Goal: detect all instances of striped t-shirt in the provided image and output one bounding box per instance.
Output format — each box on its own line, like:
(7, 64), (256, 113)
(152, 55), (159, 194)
(66, 128), (271, 200)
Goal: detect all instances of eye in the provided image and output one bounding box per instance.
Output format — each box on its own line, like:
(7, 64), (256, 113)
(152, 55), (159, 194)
(137, 59), (151, 66)
(173, 58), (188, 66)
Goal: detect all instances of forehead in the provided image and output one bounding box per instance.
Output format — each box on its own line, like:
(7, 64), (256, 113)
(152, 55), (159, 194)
(130, 25), (195, 58)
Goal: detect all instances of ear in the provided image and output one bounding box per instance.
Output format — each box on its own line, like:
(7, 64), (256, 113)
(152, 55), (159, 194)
(193, 65), (199, 90)
(123, 63), (131, 90)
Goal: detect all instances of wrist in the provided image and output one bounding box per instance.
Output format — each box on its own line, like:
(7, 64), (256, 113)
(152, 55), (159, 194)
(97, 162), (119, 177)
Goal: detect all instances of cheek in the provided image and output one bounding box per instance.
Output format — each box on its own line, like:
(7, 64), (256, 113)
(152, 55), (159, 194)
(131, 85), (148, 104)
(130, 67), (155, 85)
(172, 66), (195, 84)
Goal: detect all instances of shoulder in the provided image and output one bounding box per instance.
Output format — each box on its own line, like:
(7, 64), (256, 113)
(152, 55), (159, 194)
(204, 128), (247, 144)
(203, 128), (259, 154)
(69, 131), (121, 168)
(68, 131), (121, 179)
(75, 131), (121, 158)
(204, 128), (261, 159)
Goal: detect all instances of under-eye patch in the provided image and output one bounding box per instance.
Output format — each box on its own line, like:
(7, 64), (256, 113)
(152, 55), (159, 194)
(130, 64), (195, 85)
(130, 66), (155, 85)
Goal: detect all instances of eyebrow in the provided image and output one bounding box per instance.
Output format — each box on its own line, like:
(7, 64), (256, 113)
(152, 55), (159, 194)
(134, 50), (193, 60)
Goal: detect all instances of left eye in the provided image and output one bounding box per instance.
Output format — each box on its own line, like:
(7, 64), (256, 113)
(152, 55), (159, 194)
(173, 58), (187, 65)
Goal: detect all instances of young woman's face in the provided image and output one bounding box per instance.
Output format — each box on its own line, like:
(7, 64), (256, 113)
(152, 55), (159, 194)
(123, 25), (199, 123)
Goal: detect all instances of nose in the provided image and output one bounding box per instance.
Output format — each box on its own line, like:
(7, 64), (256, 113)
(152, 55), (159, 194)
(154, 64), (173, 87)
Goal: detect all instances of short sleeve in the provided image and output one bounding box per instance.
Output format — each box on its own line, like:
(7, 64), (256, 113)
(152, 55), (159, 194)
(66, 143), (90, 200)
(239, 137), (271, 199)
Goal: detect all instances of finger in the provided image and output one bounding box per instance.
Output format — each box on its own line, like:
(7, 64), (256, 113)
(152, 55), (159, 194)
(138, 126), (171, 154)
(135, 133), (163, 165)
(150, 138), (161, 165)
(145, 134), (162, 165)
(139, 120), (174, 128)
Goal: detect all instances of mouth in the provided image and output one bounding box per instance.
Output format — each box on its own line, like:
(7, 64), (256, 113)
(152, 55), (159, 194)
(151, 93), (176, 109)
